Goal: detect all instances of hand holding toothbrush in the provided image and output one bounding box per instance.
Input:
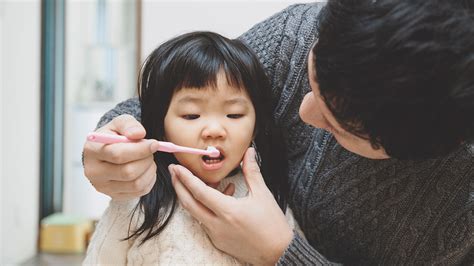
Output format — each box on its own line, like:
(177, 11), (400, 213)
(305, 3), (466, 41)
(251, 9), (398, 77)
(82, 115), (161, 200)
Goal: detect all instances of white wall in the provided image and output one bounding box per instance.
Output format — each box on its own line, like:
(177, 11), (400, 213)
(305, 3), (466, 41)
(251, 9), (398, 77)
(142, 0), (318, 61)
(0, 0), (40, 264)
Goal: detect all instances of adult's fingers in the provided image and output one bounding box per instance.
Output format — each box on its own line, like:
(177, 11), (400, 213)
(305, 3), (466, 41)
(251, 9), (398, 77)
(91, 139), (159, 164)
(101, 114), (146, 140)
(85, 153), (154, 182)
(170, 164), (235, 215)
(107, 160), (157, 193)
(241, 147), (267, 193)
(169, 165), (216, 225)
(91, 160), (157, 200)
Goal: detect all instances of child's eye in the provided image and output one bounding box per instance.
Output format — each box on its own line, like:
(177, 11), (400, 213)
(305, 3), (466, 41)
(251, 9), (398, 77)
(227, 114), (244, 119)
(182, 114), (200, 120)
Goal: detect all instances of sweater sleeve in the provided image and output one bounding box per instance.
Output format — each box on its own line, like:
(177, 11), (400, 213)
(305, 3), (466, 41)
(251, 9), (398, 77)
(96, 97), (141, 129)
(277, 232), (341, 266)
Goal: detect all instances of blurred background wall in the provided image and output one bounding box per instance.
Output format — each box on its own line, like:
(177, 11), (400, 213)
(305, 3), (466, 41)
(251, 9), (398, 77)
(1, 0), (41, 264)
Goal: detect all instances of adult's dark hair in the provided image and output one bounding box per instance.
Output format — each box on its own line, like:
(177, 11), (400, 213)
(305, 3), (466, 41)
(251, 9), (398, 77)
(128, 31), (288, 244)
(313, 0), (474, 159)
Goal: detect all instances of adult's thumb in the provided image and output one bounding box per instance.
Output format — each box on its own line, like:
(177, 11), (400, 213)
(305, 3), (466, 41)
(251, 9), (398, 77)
(241, 147), (265, 191)
(110, 114), (146, 140)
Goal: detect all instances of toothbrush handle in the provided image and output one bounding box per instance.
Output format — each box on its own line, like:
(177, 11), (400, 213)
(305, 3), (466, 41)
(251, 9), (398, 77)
(87, 132), (213, 156)
(156, 141), (178, 153)
(157, 141), (211, 156)
(87, 132), (132, 144)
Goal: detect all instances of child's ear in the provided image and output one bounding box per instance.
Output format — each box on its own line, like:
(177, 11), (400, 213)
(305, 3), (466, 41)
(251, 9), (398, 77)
(252, 128), (258, 139)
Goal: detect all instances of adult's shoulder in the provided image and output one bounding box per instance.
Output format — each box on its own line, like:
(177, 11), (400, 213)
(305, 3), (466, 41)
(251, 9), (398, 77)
(238, 2), (325, 109)
(238, 2), (325, 66)
(284, 2), (327, 23)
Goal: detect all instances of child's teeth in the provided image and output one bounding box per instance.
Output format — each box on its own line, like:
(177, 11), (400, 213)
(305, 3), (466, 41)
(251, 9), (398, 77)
(204, 158), (222, 164)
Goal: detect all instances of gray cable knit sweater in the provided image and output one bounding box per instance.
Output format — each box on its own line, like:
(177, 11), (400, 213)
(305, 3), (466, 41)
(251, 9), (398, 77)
(97, 3), (473, 265)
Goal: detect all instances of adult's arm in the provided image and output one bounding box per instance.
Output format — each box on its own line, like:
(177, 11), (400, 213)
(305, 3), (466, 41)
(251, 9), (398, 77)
(95, 97), (141, 128)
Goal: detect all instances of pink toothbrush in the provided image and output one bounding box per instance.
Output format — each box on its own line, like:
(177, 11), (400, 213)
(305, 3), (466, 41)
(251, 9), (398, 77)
(87, 132), (220, 157)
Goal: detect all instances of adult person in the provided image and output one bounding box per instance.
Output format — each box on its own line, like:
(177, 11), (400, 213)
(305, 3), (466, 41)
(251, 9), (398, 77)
(83, 1), (474, 265)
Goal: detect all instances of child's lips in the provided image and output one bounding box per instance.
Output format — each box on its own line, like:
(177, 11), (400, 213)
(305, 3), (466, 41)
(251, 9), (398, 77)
(201, 147), (225, 170)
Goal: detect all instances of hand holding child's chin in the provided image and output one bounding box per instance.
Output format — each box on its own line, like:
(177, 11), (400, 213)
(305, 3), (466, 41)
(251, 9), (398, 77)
(170, 148), (294, 265)
(83, 114), (159, 200)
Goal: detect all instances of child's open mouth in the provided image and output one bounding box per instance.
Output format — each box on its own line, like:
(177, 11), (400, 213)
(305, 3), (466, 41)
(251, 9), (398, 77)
(202, 154), (225, 164)
(201, 149), (225, 170)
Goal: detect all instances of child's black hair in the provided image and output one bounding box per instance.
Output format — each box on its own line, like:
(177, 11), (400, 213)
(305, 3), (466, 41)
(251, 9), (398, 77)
(127, 31), (288, 244)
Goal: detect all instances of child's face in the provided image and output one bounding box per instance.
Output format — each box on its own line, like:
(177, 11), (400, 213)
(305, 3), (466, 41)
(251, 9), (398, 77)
(164, 73), (256, 184)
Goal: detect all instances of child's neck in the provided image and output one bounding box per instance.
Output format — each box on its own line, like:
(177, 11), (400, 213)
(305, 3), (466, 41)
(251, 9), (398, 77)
(204, 166), (241, 189)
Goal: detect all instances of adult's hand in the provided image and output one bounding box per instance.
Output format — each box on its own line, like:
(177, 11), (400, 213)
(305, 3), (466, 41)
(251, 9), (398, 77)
(170, 148), (294, 265)
(83, 114), (161, 200)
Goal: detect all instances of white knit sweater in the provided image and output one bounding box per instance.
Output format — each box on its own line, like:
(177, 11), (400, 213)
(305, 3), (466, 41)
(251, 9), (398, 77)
(83, 171), (301, 265)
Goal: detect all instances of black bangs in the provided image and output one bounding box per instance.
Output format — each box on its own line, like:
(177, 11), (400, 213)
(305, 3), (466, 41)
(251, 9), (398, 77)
(155, 32), (251, 93)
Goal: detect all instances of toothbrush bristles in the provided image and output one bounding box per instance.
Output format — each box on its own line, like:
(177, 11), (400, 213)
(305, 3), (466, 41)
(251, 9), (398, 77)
(206, 146), (220, 157)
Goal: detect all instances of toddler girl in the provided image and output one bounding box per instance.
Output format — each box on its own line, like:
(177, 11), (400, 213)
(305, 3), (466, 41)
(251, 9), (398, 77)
(84, 31), (300, 265)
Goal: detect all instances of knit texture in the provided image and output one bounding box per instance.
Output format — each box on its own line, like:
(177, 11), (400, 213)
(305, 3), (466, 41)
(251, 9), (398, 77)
(84, 171), (302, 265)
(96, 3), (473, 265)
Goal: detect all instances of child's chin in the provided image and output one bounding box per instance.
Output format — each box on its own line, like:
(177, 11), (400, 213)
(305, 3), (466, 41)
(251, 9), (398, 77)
(200, 175), (225, 185)
(198, 172), (229, 186)
(189, 166), (236, 186)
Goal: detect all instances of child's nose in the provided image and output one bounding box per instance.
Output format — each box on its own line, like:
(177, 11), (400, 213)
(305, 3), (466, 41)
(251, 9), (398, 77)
(202, 121), (226, 139)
